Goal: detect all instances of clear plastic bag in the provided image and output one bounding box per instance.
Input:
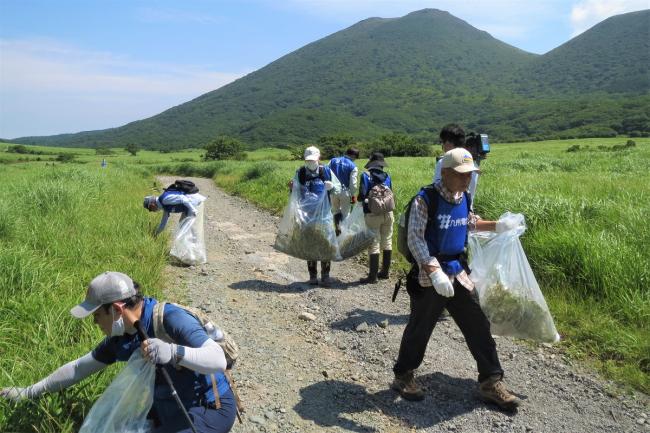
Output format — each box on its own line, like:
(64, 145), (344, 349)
(337, 205), (376, 260)
(79, 351), (155, 433)
(274, 174), (340, 261)
(170, 196), (207, 265)
(468, 212), (560, 343)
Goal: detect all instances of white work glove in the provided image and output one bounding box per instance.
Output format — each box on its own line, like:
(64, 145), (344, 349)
(0, 387), (32, 402)
(496, 218), (518, 233)
(429, 269), (454, 298)
(142, 338), (176, 365)
(324, 181), (334, 191)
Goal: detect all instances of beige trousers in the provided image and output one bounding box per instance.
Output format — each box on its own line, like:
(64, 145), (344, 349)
(330, 190), (352, 219)
(364, 211), (394, 254)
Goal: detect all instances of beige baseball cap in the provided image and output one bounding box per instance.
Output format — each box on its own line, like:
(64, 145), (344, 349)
(441, 148), (480, 173)
(303, 146), (320, 161)
(70, 272), (136, 318)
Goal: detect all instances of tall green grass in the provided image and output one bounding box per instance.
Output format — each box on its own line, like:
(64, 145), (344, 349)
(0, 165), (169, 433)
(152, 137), (650, 392)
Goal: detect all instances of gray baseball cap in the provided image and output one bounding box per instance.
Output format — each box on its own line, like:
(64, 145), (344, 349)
(70, 271), (136, 318)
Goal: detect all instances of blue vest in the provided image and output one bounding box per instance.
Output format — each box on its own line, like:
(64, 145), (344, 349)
(420, 190), (469, 276)
(298, 165), (332, 198)
(103, 298), (230, 413)
(329, 156), (356, 188)
(158, 190), (188, 213)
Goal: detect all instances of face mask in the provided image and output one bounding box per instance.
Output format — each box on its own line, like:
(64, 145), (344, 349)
(111, 308), (125, 337)
(305, 161), (318, 171)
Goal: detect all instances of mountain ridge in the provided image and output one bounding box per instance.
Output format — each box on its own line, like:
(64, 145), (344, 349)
(11, 9), (649, 149)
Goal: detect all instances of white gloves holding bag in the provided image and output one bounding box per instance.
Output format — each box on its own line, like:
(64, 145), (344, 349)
(495, 213), (525, 233)
(429, 269), (454, 297)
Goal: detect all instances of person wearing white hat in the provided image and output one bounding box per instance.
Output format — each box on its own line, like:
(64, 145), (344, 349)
(289, 146), (341, 286)
(391, 148), (522, 411)
(1, 271), (237, 433)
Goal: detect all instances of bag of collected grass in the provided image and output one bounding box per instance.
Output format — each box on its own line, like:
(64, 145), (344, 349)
(337, 205), (376, 260)
(468, 212), (560, 343)
(79, 351), (155, 433)
(274, 174), (340, 261)
(170, 198), (207, 265)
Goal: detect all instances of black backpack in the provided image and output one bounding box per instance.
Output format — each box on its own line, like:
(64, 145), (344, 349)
(165, 179), (199, 194)
(298, 166), (325, 185)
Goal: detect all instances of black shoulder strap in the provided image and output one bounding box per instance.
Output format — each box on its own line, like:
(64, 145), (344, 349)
(298, 166), (306, 185)
(318, 165), (325, 181)
(421, 185), (439, 222)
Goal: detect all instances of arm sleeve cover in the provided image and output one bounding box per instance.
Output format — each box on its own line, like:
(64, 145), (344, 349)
(177, 338), (227, 375)
(25, 352), (107, 397)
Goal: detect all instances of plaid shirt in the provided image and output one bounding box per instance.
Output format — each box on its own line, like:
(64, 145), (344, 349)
(407, 181), (478, 290)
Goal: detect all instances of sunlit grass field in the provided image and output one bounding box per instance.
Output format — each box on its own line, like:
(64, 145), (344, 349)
(0, 163), (170, 432)
(0, 137), (648, 432)
(153, 137), (650, 392)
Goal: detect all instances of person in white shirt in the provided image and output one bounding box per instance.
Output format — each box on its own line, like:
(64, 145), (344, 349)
(433, 124), (479, 201)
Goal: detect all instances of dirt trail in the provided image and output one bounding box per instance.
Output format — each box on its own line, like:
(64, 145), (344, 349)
(160, 176), (648, 433)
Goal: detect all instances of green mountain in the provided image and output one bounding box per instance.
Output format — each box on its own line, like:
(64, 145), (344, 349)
(520, 10), (649, 94)
(12, 9), (650, 149)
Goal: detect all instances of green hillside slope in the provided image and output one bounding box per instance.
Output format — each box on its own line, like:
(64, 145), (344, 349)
(12, 9), (650, 149)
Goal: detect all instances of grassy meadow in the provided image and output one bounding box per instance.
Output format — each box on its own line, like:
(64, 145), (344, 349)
(0, 137), (648, 432)
(0, 162), (171, 432)
(153, 137), (650, 392)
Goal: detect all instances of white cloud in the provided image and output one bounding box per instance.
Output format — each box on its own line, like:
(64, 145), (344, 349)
(0, 38), (245, 138)
(570, 0), (648, 36)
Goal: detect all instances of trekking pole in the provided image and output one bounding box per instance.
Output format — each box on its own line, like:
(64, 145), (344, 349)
(134, 321), (198, 433)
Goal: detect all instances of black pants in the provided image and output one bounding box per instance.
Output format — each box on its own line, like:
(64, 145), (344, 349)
(393, 268), (503, 383)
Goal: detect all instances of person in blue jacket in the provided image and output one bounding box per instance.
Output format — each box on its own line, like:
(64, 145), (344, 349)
(328, 148), (359, 235)
(144, 188), (204, 236)
(358, 152), (394, 283)
(289, 146), (341, 286)
(0, 271), (236, 433)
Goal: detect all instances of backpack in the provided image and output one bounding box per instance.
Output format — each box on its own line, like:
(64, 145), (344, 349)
(152, 302), (244, 418)
(396, 185), (471, 264)
(367, 183), (395, 214)
(152, 302), (239, 369)
(166, 179), (199, 195)
(298, 165), (325, 185)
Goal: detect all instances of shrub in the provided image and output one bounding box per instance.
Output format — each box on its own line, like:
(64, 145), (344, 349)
(56, 153), (75, 162)
(567, 144), (581, 152)
(203, 136), (245, 161)
(95, 147), (115, 155)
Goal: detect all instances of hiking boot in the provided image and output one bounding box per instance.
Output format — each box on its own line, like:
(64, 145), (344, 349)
(377, 250), (392, 279)
(478, 375), (520, 411)
(391, 371), (425, 401)
(307, 261), (318, 285)
(360, 254), (380, 284)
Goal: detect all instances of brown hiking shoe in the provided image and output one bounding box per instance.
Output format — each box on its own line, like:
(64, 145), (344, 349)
(479, 375), (520, 411)
(391, 371), (425, 401)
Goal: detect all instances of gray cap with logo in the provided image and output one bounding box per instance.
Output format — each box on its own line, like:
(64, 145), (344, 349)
(70, 271), (136, 318)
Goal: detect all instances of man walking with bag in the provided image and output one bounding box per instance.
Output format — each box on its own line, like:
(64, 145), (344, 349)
(328, 148), (360, 235)
(392, 148), (521, 410)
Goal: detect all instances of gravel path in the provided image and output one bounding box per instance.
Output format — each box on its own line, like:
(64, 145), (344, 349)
(160, 176), (648, 433)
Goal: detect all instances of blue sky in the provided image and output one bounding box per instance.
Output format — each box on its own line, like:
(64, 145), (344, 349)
(0, 0), (647, 138)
